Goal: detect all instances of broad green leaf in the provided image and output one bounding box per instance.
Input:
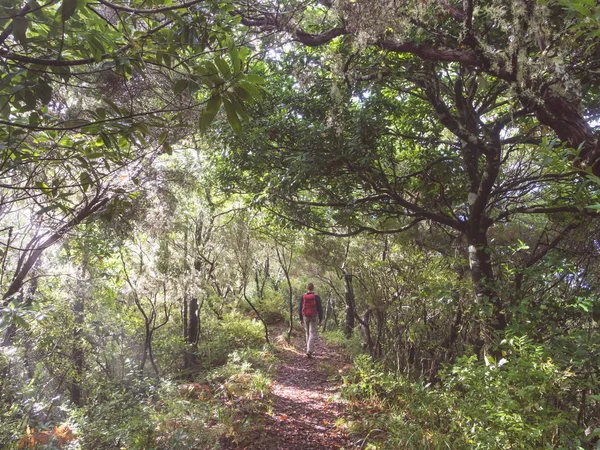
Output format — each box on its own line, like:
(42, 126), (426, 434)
(79, 171), (92, 192)
(198, 95), (221, 133)
(173, 79), (189, 95)
(21, 89), (36, 111)
(12, 18), (28, 46)
(199, 61), (218, 76)
(36, 82), (52, 105)
(230, 47), (241, 73)
(28, 111), (40, 125)
(61, 0), (78, 22)
(237, 80), (262, 100)
(223, 98), (242, 136)
(244, 74), (265, 85)
(87, 34), (105, 62)
(233, 85), (253, 103)
(0, 101), (10, 119)
(214, 56), (231, 78)
(13, 315), (30, 329)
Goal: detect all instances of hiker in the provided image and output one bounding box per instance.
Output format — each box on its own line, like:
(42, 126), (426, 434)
(299, 282), (323, 357)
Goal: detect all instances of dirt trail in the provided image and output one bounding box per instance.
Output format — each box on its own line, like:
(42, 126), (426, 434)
(235, 328), (356, 449)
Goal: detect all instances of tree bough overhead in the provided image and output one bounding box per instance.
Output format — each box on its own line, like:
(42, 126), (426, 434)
(214, 0), (600, 341)
(0, 0), (264, 302)
(232, 0), (600, 175)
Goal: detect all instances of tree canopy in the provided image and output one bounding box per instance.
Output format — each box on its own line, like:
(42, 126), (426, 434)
(0, 1), (599, 449)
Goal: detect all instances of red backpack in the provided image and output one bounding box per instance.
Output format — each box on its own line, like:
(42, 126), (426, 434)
(302, 293), (318, 318)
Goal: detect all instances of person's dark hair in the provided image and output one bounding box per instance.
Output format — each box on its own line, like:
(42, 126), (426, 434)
(306, 282), (314, 292)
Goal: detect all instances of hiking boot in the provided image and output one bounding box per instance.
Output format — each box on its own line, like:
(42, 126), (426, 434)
(306, 352), (313, 358)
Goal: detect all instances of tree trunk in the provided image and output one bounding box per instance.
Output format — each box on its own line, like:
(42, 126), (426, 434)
(140, 325), (150, 372)
(183, 296), (188, 342)
(2, 195), (109, 302)
(467, 230), (506, 334)
(2, 264), (39, 346)
(322, 297), (331, 332)
(536, 90), (600, 175)
(275, 246), (294, 340)
(331, 297), (339, 328)
(359, 309), (375, 356)
(343, 274), (355, 338)
(184, 297), (199, 371)
(374, 309), (384, 358)
(286, 282), (293, 341)
(243, 287), (270, 345)
(148, 330), (160, 378)
(69, 288), (85, 407)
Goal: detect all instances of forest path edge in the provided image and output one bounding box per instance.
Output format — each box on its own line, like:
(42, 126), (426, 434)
(225, 324), (358, 449)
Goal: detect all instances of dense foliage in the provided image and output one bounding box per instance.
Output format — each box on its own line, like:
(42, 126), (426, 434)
(1, 0), (599, 448)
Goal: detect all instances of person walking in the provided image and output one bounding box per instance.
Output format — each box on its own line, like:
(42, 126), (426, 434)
(299, 282), (323, 358)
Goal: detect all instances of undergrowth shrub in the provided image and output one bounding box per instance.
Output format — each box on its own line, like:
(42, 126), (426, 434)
(0, 351), (20, 448)
(342, 336), (588, 449)
(238, 288), (287, 325)
(324, 329), (364, 360)
(198, 312), (265, 368)
(75, 345), (276, 450)
(77, 378), (156, 449)
(150, 380), (219, 450)
(208, 347), (276, 447)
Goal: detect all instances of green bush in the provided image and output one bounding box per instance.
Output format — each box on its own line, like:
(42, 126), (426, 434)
(439, 339), (575, 449)
(324, 329), (364, 360)
(342, 337), (588, 449)
(238, 288), (288, 325)
(0, 352), (20, 448)
(150, 380), (219, 450)
(76, 378), (156, 449)
(198, 312), (266, 369)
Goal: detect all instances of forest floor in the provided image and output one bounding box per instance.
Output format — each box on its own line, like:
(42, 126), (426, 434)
(227, 325), (358, 449)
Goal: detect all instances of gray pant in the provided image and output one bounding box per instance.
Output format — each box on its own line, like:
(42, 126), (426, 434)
(304, 316), (319, 353)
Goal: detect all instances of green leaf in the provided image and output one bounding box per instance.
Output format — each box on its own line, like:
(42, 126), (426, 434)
(61, 0), (78, 21)
(244, 74), (265, 85)
(173, 79), (189, 95)
(223, 98), (242, 136)
(214, 55), (231, 78)
(87, 34), (105, 62)
(13, 315), (30, 329)
(0, 101), (10, 119)
(37, 204), (60, 215)
(198, 95), (221, 133)
(12, 17), (28, 46)
(79, 171), (92, 191)
(237, 80), (262, 100)
(233, 85), (253, 104)
(35, 181), (51, 195)
(21, 89), (36, 111)
(158, 130), (169, 144)
(36, 82), (53, 105)
(198, 61), (219, 76)
(28, 111), (40, 125)
(230, 47), (241, 73)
